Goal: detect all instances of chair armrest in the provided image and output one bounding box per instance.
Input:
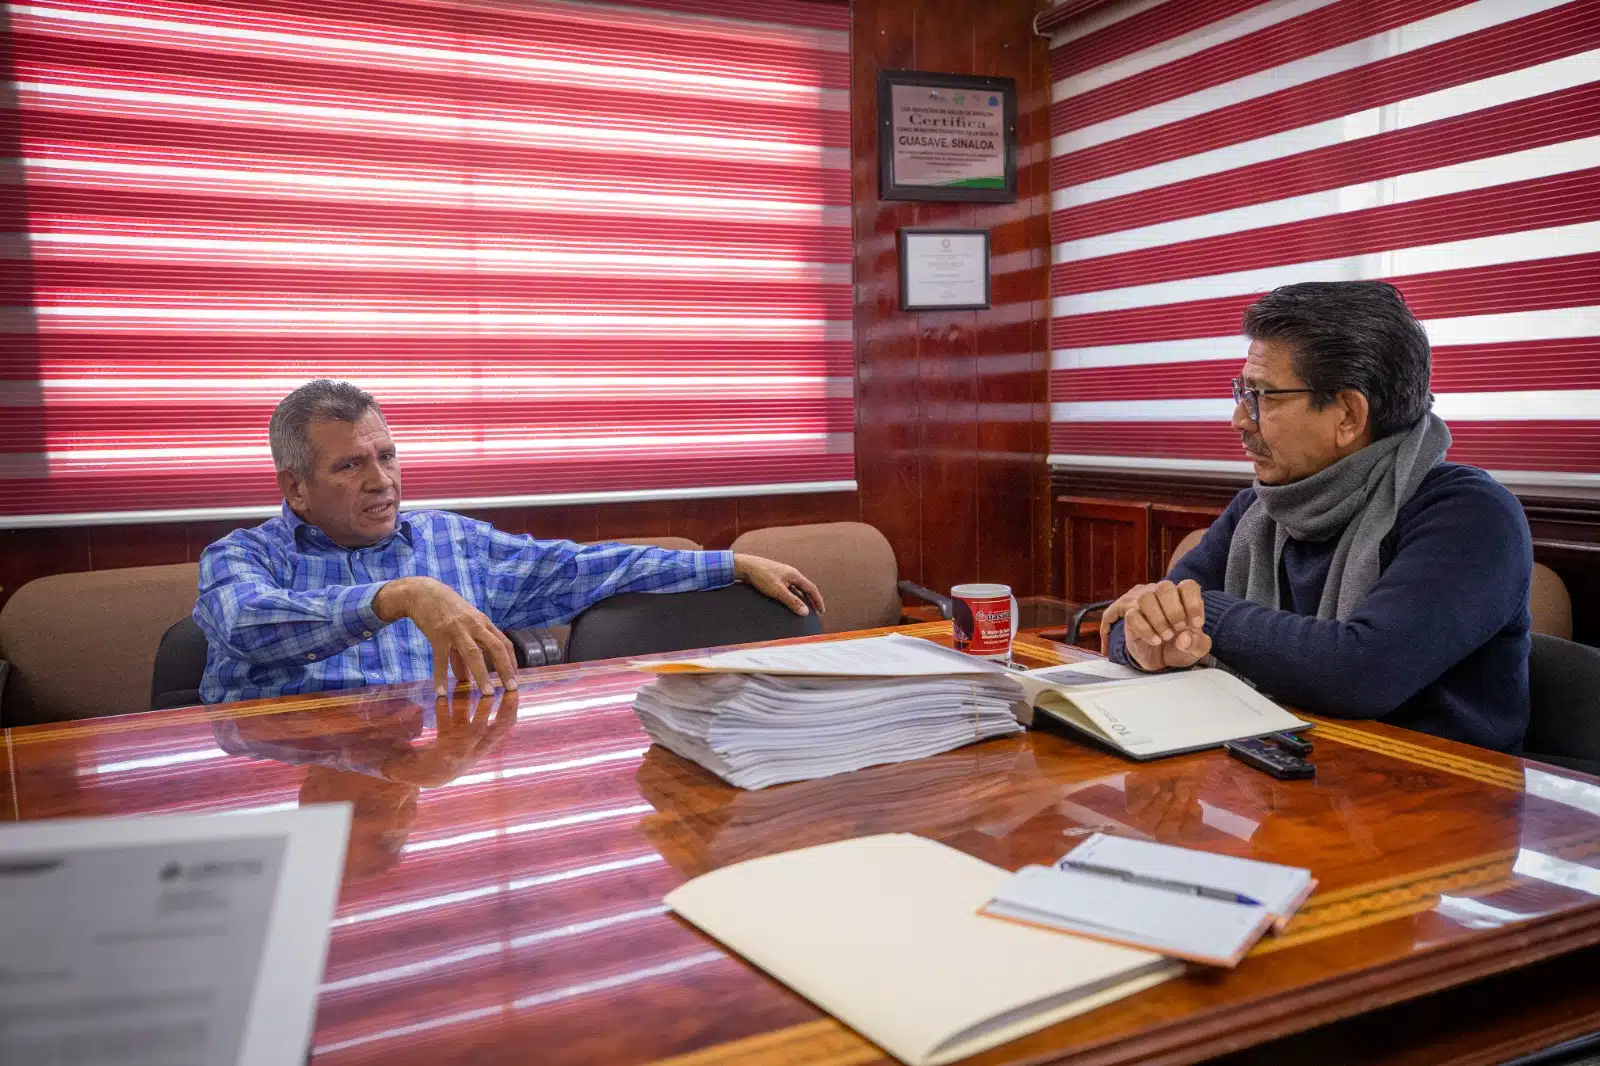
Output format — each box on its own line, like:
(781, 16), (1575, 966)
(897, 580), (953, 620)
(503, 627), (566, 669)
(1068, 599), (1115, 645)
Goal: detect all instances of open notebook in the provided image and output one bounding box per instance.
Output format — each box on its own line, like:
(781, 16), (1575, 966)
(665, 834), (1180, 1066)
(1012, 661), (1308, 760)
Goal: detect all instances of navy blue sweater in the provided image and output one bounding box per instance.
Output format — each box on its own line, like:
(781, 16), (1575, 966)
(1109, 464), (1533, 751)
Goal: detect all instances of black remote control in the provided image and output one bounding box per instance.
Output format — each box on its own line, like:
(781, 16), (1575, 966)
(1226, 737), (1315, 780)
(1269, 731), (1313, 757)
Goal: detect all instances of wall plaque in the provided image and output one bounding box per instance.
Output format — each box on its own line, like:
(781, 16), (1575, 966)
(899, 228), (990, 311)
(879, 71), (1017, 203)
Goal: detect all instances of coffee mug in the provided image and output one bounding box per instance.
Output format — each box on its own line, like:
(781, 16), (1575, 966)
(951, 583), (1018, 660)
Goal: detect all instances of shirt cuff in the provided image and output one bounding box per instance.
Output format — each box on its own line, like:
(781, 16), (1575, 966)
(1105, 620), (1146, 670)
(1108, 619), (1204, 674)
(700, 549), (737, 589)
(323, 583), (387, 654)
(1201, 589), (1243, 637)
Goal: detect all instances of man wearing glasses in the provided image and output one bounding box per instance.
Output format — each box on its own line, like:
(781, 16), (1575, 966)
(1100, 281), (1532, 751)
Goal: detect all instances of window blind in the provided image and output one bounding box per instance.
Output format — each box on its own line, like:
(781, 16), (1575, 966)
(1045, 0), (1600, 492)
(1, 0), (853, 527)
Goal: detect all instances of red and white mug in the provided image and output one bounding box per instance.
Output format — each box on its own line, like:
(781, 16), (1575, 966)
(951, 583), (1018, 660)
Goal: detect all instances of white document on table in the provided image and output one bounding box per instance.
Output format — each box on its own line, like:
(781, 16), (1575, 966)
(634, 634), (1009, 677)
(0, 804), (351, 1066)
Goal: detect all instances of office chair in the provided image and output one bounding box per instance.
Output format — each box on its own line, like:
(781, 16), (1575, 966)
(1529, 563), (1574, 640)
(563, 582), (823, 663)
(726, 521), (950, 631)
(1066, 527), (1209, 646)
(151, 616), (211, 711)
(1524, 633), (1600, 778)
(729, 522), (898, 632)
(5, 563), (200, 724)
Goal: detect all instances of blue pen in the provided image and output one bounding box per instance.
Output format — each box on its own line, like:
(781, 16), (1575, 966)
(1059, 858), (1263, 907)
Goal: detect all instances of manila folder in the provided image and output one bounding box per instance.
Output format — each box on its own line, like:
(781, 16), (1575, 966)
(664, 833), (1179, 1066)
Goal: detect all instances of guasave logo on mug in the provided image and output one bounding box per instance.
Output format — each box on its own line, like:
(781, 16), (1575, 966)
(950, 583), (1016, 660)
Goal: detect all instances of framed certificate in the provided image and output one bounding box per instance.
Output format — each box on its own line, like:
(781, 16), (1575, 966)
(879, 71), (1017, 203)
(899, 228), (990, 311)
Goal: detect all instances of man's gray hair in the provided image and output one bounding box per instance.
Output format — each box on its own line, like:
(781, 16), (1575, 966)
(269, 379), (383, 478)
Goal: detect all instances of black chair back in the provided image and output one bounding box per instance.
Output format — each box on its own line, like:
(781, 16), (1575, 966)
(565, 583), (821, 664)
(1526, 632), (1600, 777)
(151, 616), (210, 711)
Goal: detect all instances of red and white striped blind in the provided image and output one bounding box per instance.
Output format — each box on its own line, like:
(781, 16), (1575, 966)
(1046, 0), (1600, 491)
(1, 0), (853, 527)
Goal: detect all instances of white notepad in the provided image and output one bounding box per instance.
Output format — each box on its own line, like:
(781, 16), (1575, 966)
(984, 865), (1274, 967)
(981, 834), (1316, 967)
(1061, 834), (1316, 931)
(1012, 664), (1308, 759)
(665, 834), (1180, 1066)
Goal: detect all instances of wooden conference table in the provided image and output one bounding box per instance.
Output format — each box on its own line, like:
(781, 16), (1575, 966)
(4, 624), (1600, 1066)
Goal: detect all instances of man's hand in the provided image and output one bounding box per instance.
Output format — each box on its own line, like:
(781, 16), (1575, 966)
(374, 576), (519, 696)
(733, 554), (826, 616)
(1101, 578), (1209, 672)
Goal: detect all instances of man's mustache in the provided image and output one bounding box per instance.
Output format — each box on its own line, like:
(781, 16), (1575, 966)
(1241, 434), (1270, 457)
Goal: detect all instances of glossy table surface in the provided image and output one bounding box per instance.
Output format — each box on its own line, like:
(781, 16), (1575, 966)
(4, 624), (1600, 1066)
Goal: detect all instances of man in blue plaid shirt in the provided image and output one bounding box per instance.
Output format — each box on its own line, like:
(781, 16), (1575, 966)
(195, 380), (825, 704)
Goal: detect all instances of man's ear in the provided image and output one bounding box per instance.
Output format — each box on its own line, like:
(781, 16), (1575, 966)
(277, 467), (309, 510)
(1334, 389), (1372, 449)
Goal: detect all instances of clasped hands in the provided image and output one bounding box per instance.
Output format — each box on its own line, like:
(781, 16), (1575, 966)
(373, 554), (824, 696)
(1100, 578), (1210, 672)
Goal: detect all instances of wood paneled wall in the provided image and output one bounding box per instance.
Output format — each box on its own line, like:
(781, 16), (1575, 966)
(0, 0), (1055, 609)
(852, 0), (1054, 601)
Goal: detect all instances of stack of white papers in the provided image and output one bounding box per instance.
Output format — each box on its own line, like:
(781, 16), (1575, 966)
(631, 636), (1025, 790)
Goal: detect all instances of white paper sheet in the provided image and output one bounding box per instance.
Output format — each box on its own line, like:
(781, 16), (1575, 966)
(0, 804), (350, 1066)
(636, 634), (1009, 677)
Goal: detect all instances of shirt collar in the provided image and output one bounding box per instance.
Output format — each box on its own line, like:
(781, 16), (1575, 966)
(279, 501), (414, 551)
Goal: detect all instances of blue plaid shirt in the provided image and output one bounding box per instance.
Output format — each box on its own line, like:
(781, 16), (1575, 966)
(195, 504), (735, 703)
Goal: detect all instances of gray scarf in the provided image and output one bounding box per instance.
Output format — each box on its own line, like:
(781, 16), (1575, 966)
(1223, 412), (1452, 620)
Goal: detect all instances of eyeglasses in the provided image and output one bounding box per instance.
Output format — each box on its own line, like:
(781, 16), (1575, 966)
(1231, 378), (1317, 423)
